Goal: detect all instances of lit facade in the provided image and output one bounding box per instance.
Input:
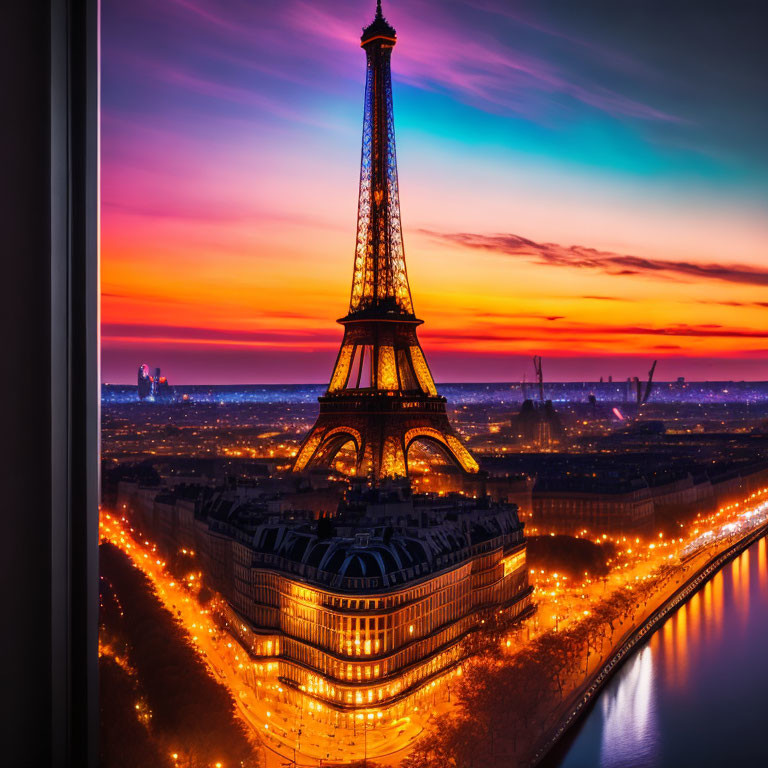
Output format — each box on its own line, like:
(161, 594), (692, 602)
(200, 486), (532, 715)
(532, 486), (655, 535)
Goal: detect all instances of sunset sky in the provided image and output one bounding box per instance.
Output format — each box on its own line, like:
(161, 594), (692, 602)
(101, 0), (768, 384)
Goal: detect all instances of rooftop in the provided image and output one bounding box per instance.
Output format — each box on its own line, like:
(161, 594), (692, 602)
(203, 483), (524, 591)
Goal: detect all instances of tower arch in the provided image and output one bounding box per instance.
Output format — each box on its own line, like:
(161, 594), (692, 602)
(404, 428), (479, 475)
(296, 427), (362, 472)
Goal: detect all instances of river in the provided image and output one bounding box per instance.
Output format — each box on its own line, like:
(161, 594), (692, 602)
(547, 536), (768, 768)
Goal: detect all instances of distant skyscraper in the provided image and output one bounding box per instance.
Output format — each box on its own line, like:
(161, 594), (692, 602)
(512, 399), (563, 448)
(294, 1), (478, 481)
(137, 363), (153, 400)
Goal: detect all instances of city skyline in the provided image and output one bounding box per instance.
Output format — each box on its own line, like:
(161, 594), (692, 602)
(101, 0), (768, 384)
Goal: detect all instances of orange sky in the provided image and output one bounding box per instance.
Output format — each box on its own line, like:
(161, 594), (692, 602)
(101, 0), (768, 383)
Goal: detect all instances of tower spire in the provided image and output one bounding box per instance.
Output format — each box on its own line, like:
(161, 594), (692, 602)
(355, 0), (406, 318)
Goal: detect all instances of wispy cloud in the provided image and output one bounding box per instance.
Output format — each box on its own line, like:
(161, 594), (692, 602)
(287, 1), (678, 123)
(421, 229), (768, 287)
(473, 310), (565, 321)
(423, 322), (768, 343)
(101, 322), (332, 344)
(696, 300), (768, 309)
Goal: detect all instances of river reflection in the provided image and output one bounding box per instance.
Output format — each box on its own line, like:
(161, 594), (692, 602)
(550, 537), (768, 768)
(598, 646), (657, 767)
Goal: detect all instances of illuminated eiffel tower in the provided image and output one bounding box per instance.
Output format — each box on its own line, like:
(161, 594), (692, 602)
(294, 1), (479, 481)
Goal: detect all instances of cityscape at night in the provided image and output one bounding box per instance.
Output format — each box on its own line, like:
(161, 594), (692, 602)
(100, 376), (768, 767)
(97, 1), (768, 768)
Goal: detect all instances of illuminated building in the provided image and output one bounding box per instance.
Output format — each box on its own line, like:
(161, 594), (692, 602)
(512, 399), (564, 448)
(154, 368), (171, 400)
(199, 482), (532, 718)
(532, 478), (656, 535)
(137, 363), (153, 400)
(116, 478), (532, 721)
(293, 1), (478, 481)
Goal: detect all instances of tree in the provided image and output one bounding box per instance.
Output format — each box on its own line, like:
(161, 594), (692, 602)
(100, 542), (264, 768)
(99, 655), (174, 768)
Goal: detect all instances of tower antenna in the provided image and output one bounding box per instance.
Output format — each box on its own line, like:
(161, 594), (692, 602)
(533, 355), (544, 402)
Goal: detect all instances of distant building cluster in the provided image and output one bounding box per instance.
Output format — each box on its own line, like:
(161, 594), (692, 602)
(512, 399), (564, 448)
(486, 446), (768, 536)
(137, 364), (172, 402)
(101, 380), (768, 407)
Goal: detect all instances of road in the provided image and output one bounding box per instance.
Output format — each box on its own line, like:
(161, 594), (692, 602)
(100, 513), (427, 765)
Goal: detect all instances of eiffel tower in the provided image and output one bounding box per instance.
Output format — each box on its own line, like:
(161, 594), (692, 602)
(294, 1), (479, 481)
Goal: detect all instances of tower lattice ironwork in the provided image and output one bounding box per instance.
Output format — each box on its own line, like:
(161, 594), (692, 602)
(293, 1), (479, 481)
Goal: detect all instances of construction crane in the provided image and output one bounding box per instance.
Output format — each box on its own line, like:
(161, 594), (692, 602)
(641, 360), (657, 405)
(521, 371), (528, 400)
(632, 360), (658, 405)
(533, 355), (544, 402)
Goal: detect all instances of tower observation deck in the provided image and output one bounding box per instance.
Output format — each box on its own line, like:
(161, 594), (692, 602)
(294, 1), (479, 481)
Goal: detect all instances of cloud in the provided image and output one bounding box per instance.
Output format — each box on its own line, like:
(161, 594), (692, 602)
(696, 300), (768, 309)
(421, 229), (768, 288)
(101, 322), (337, 345)
(473, 310), (565, 321)
(422, 322), (768, 343)
(287, 1), (677, 124)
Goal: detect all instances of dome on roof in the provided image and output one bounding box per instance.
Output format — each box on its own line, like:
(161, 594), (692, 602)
(343, 555), (365, 577)
(305, 540), (331, 568)
(324, 548), (346, 575)
(284, 535), (310, 561)
(261, 528), (278, 551)
(340, 551), (386, 580)
(403, 539), (427, 563)
(372, 546), (399, 574)
(390, 541), (410, 564)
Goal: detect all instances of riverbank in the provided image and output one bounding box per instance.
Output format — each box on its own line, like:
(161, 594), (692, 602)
(531, 519), (768, 767)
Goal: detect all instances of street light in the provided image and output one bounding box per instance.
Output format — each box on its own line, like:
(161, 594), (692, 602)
(293, 727), (302, 767)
